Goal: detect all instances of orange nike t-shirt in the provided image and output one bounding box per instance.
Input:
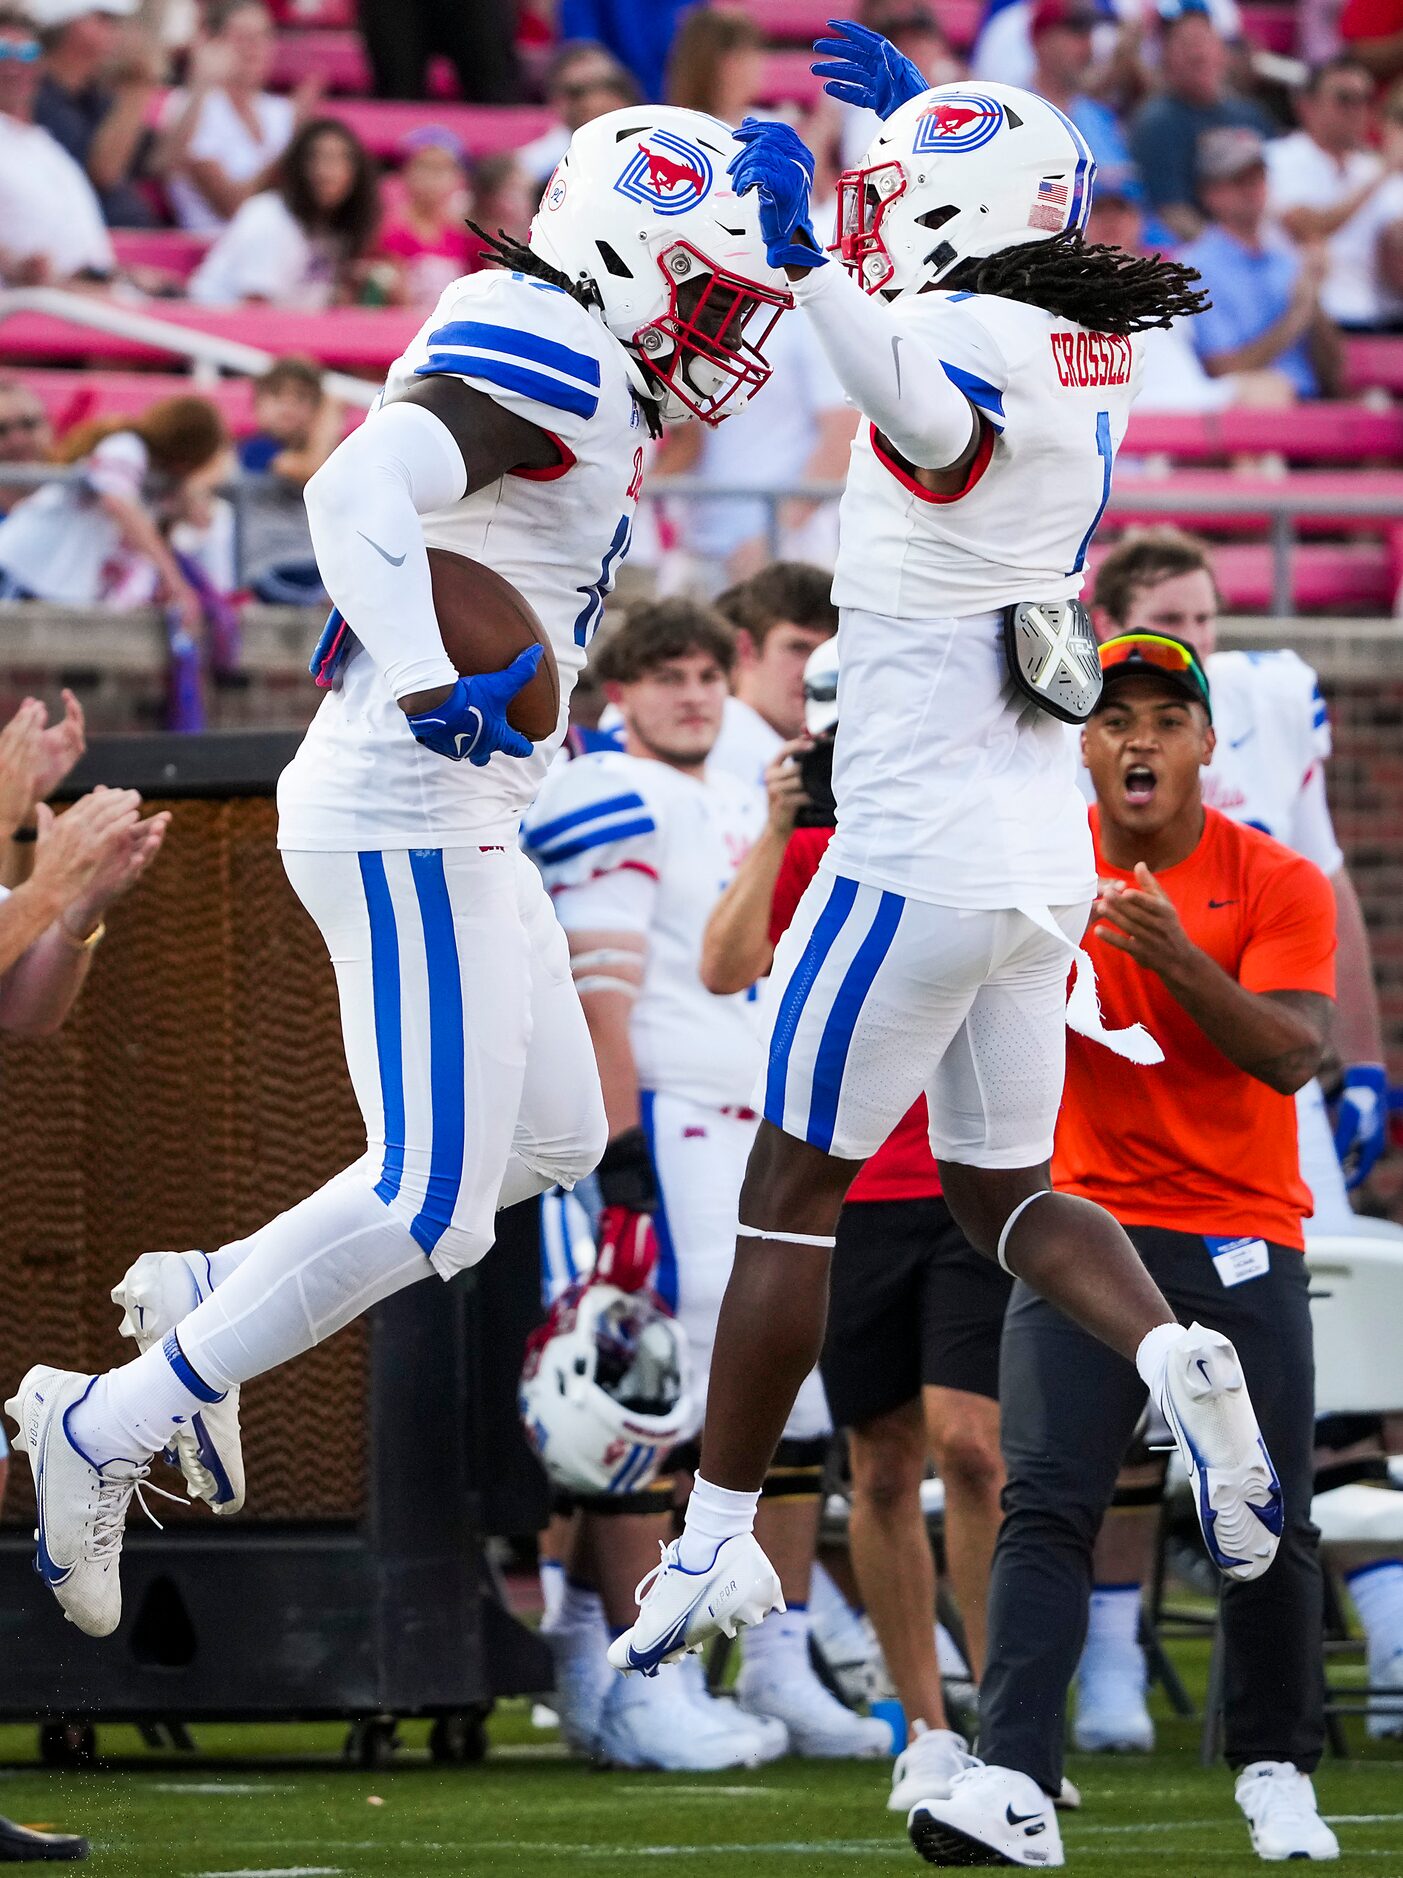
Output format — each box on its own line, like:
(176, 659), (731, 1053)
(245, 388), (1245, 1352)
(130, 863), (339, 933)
(1052, 806), (1337, 1250)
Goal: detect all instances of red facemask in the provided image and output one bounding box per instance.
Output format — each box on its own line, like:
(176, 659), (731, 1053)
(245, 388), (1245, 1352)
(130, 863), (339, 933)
(633, 239), (792, 424)
(834, 161), (909, 293)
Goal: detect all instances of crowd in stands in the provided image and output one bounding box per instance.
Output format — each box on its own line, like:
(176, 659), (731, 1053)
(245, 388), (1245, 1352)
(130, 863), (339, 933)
(3, 0), (1403, 616)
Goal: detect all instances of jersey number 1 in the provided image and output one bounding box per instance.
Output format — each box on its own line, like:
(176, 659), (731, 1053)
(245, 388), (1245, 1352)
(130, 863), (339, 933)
(573, 512), (634, 648)
(1067, 410), (1113, 577)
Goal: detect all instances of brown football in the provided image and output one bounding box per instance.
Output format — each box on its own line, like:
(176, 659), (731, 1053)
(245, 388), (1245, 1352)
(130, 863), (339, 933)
(427, 546), (561, 742)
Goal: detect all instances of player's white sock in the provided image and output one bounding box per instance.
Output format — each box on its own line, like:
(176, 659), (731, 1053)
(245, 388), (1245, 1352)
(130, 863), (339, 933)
(1347, 1560), (1403, 1666)
(741, 1602), (812, 1674)
(73, 1176), (428, 1461)
(1134, 1321), (1183, 1399)
(1084, 1583), (1143, 1656)
(678, 1475), (760, 1569)
(555, 1576), (605, 1632)
(538, 1559), (566, 1628)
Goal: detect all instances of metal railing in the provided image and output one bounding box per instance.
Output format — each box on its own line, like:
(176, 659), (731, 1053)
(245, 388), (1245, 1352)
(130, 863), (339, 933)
(0, 462), (1400, 616)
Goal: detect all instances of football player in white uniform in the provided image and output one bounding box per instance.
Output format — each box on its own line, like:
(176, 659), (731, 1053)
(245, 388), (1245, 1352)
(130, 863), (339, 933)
(524, 599), (889, 1767)
(611, 28), (1300, 1867)
(1071, 527), (1396, 1758)
(5, 105), (793, 1641)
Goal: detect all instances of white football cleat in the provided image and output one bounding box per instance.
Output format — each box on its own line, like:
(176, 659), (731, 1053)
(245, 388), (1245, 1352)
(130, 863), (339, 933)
(113, 1251), (244, 1516)
(736, 1657), (893, 1760)
(595, 1660), (761, 1771)
(606, 1534), (783, 1676)
(1158, 1323), (1282, 1583)
(542, 1615), (613, 1756)
(4, 1366), (172, 1640)
(1235, 1762), (1340, 1861)
(1073, 1652), (1155, 1752)
(908, 1763), (1064, 1867)
(888, 1723), (979, 1811)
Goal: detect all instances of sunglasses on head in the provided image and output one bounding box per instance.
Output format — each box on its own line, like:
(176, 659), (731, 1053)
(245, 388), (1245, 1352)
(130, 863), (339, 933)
(1099, 632), (1212, 705)
(0, 38), (40, 60)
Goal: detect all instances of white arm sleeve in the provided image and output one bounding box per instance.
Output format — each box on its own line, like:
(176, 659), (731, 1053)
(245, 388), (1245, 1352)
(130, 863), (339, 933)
(790, 263), (978, 469)
(303, 399), (468, 702)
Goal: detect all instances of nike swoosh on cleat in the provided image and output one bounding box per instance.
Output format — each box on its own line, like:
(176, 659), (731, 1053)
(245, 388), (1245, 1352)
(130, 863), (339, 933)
(357, 532), (406, 566)
(1195, 1357), (1213, 1385)
(1006, 1807), (1045, 1828)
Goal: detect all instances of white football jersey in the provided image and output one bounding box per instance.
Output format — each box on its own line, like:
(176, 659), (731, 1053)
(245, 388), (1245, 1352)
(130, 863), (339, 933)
(278, 270), (648, 852)
(1201, 650), (1343, 877)
(824, 292), (1140, 909)
(524, 750), (766, 1107)
(831, 291), (1144, 621)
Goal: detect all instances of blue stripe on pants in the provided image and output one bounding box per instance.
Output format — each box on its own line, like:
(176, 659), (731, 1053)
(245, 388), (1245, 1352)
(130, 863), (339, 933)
(638, 1089), (678, 1312)
(359, 851), (406, 1205)
(806, 890), (905, 1153)
(763, 874), (859, 1132)
(408, 849), (466, 1255)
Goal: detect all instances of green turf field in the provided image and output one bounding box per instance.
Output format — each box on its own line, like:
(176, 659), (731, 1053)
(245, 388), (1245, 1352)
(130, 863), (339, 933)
(2, 1665), (1401, 1876)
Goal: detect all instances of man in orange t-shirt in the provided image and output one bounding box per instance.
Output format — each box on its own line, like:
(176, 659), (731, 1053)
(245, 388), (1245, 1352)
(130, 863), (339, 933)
(972, 633), (1342, 1864)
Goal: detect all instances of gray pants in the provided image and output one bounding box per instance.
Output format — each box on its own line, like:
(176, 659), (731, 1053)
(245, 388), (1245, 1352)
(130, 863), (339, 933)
(979, 1226), (1324, 1793)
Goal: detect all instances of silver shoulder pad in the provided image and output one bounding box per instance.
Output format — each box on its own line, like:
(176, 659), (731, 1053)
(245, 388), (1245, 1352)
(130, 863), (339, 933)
(1003, 599), (1103, 725)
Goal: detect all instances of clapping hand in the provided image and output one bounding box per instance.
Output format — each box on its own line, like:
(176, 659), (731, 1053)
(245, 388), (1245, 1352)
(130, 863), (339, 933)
(0, 699), (44, 839)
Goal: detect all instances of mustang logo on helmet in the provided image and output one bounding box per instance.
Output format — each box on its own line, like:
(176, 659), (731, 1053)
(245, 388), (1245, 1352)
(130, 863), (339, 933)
(615, 127), (714, 215)
(912, 93), (1005, 154)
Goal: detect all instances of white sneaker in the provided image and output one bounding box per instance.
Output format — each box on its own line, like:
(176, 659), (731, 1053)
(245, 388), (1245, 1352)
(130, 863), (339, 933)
(542, 1618), (613, 1756)
(809, 1569), (881, 1705)
(606, 1534), (783, 1677)
(1235, 1762), (1340, 1861)
(1073, 1652), (1155, 1752)
(594, 1659), (758, 1771)
(908, 1762), (1064, 1868)
(113, 1251), (244, 1516)
(1158, 1323), (1282, 1583)
(888, 1722), (978, 1811)
(1367, 1647), (1403, 1741)
(735, 1657), (893, 1759)
(4, 1366), (174, 1639)
(676, 1653), (789, 1764)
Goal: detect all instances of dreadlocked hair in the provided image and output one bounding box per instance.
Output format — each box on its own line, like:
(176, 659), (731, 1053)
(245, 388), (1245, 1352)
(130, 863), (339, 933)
(943, 231), (1208, 335)
(465, 220), (665, 439)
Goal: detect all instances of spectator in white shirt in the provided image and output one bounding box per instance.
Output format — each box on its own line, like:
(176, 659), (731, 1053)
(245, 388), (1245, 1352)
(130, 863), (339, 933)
(189, 115), (379, 307)
(154, 0), (309, 231)
(516, 39), (639, 190)
(0, 5), (114, 284)
(1267, 54), (1403, 329)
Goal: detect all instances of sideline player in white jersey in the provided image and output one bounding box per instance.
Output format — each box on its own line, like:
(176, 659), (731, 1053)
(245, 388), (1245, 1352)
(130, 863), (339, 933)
(4, 105), (794, 1641)
(524, 598), (887, 1767)
(612, 28), (1295, 1867)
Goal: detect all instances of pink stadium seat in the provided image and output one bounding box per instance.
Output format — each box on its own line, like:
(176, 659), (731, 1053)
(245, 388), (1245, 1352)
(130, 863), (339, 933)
(14, 368), (259, 436)
(748, 0), (982, 48)
(110, 229), (212, 281)
(1123, 406), (1403, 462)
(1343, 337), (1403, 396)
(0, 306), (419, 372)
(320, 99), (555, 162)
(272, 0), (354, 25)
(1239, 3), (1296, 52)
(1107, 470), (1403, 534)
(1088, 538), (1395, 612)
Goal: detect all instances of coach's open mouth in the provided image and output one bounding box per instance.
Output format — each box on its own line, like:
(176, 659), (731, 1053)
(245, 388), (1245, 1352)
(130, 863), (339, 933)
(1123, 764), (1157, 806)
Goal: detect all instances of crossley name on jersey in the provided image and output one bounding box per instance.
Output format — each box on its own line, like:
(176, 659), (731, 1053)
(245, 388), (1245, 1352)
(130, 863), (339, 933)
(1050, 329), (1135, 390)
(524, 751), (768, 1109)
(276, 269), (646, 854)
(832, 291), (1145, 622)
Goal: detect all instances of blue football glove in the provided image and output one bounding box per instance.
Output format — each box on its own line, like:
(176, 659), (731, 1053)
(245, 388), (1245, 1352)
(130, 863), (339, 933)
(1332, 1062), (1390, 1189)
(812, 18), (929, 117)
(405, 644), (541, 766)
(728, 118), (827, 273)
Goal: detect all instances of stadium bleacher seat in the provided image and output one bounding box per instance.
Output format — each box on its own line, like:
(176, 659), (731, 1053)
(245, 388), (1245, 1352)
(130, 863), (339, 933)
(111, 229), (212, 282)
(0, 306), (419, 373)
(1123, 407), (1403, 463)
(318, 99), (555, 163)
(1343, 338), (1403, 397)
(1108, 469), (1403, 534)
(1088, 539), (1396, 612)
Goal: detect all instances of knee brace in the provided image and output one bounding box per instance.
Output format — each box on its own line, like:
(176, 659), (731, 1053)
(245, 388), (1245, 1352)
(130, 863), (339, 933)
(761, 1436), (830, 1503)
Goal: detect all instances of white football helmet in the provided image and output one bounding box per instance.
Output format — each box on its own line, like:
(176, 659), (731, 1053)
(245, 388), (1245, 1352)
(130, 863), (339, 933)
(530, 105), (792, 424)
(519, 1281), (693, 1497)
(834, 81), (1096, 297)
(803, 637), (840, 737)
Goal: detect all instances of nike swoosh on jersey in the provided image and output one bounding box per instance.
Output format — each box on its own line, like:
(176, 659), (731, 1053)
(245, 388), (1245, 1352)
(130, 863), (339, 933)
(358, 531), (407, 567)
(891, 334), (903, 398)
(1208, 899), (1238, 909)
